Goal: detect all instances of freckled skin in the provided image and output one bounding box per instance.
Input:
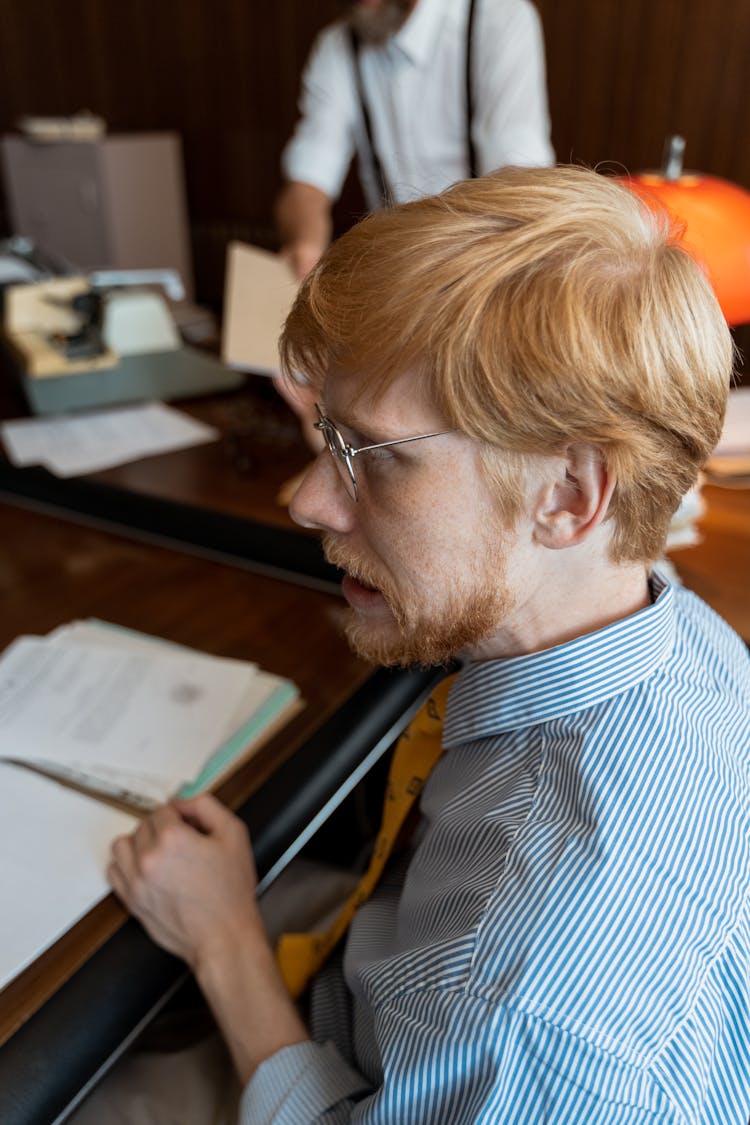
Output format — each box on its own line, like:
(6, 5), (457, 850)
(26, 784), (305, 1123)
(291, 370), (651, 664)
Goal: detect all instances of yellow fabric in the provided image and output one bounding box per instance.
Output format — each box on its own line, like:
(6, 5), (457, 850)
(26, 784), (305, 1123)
(275, 674), (456, 999)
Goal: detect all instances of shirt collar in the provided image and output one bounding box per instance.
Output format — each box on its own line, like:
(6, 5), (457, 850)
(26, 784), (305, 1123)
(443, 571), (676, 746)
(391, 0), (447, 66)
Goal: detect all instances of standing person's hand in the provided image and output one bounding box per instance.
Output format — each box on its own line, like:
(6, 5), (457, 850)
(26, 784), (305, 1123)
(275, 181), (332, 282)
(281, 240), (324, 282)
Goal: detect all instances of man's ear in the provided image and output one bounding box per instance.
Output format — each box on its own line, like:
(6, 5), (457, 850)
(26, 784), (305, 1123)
(533, 444), (615, 550)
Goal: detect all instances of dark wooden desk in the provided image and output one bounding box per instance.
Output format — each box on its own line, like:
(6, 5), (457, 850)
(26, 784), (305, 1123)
(0, 374), (329, 588)
(0, 500), (441, 1125)
(669, 483), (750, 642)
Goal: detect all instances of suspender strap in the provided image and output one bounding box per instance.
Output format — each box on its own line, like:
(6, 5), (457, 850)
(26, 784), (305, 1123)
(465, 0), (478, 178)
(349, 26), (392, 208)
(349, 0), (479, 210)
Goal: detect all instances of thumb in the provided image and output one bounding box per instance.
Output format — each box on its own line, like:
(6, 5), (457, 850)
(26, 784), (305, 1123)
(171, 794), (234, 835)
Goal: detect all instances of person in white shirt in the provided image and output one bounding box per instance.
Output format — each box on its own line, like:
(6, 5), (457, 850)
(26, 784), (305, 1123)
(276, 0), (554, 280)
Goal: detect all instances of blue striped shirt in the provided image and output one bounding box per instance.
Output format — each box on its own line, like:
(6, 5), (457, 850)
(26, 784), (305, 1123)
(242, 574), (750, 1123)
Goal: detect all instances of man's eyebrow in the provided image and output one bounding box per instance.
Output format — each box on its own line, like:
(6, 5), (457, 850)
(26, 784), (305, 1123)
(322, 404), (388, 446)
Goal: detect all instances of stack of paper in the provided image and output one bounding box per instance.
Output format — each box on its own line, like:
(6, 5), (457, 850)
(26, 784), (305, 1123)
(0, 620), (300, 809)
(0, 401), (219, 478)
(0, 622), (300, 992)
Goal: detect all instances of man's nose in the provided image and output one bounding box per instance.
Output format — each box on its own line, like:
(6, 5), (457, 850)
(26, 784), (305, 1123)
(289, 450), (356, 534)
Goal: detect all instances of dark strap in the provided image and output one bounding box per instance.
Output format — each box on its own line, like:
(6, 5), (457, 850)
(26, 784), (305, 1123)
(349, 26), (391, 207)
(349, 0), (479, 210)
(465, 0), (478, 178)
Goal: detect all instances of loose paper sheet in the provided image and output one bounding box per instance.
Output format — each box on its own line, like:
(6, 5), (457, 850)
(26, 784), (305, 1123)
(221, 242), (299, 376)
(0, 401), (219, 477)
(48, 620), (268, 740)
(0, 762), (138, 991)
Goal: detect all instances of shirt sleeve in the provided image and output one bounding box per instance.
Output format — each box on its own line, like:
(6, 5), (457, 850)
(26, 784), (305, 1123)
(239, 988), (677, 1123)
(473, 0), (555, 171)
(280, 25), (358, 200)
(238, 1040), (368, 1124)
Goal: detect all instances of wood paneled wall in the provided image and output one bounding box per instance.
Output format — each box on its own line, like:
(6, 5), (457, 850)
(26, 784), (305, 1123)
(1, 0), (749, 329)
(539, 0), (750, 184)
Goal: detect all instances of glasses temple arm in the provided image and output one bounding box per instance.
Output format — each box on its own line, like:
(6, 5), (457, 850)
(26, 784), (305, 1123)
(351, 431), (452, 457)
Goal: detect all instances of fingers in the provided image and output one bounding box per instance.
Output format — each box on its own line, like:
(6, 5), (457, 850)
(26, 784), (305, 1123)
(107, 853), (130, 905)
(280, 242), (321, 281)
(172, 797), (258, 893)
(105, 798), (263, 966)
(141, 801), (181, 837)
(171, 793), (236, 836)
(108, 831), (138, 905)
(127, 803), (179, 865)
(107, 804), (184, 901)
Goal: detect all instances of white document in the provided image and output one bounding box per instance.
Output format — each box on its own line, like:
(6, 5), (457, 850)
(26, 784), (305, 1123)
(0, 623), (300, 994)
(0, 632), (265, 791)
(221, 242), (299, 376)
(0, 761), (138, 991)
(0, 401), (219, 477)
(49, 620), (275, 742)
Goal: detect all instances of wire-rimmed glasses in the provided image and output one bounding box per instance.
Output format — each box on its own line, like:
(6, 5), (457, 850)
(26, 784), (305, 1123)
(314, 403), (452, 501)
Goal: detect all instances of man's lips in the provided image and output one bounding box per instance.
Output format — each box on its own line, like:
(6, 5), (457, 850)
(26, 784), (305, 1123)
(341, 572), (388, 610)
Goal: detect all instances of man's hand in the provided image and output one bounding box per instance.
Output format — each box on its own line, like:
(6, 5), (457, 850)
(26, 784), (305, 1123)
(108, 795), (264, 972)
(109, 795), (311, 1083)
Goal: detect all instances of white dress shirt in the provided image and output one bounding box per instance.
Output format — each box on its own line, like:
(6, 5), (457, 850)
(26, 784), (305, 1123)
(282, 0), (554, 211)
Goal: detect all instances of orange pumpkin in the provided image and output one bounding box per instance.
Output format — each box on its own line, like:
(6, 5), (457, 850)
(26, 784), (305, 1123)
(621, 171), (750, 326)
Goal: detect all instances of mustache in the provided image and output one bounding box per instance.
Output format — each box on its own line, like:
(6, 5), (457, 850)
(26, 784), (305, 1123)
(323, 535), (412, 634)
(323, 536), (384, 590)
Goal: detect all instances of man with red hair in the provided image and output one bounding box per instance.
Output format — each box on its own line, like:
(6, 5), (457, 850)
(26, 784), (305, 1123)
(102, 167), (749, 1123)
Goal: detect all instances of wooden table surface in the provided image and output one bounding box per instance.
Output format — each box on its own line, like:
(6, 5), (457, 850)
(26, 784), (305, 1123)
(70, 375), (314, 531)
(0, 498), (374, 1049)
(669, 483), (750, 642)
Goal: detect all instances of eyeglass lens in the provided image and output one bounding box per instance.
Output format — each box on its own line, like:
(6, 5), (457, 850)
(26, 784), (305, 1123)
(318, 415), (358, 499)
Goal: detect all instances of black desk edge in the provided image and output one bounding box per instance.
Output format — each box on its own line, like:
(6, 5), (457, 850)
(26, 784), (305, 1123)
(0, 462), (340, 594)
